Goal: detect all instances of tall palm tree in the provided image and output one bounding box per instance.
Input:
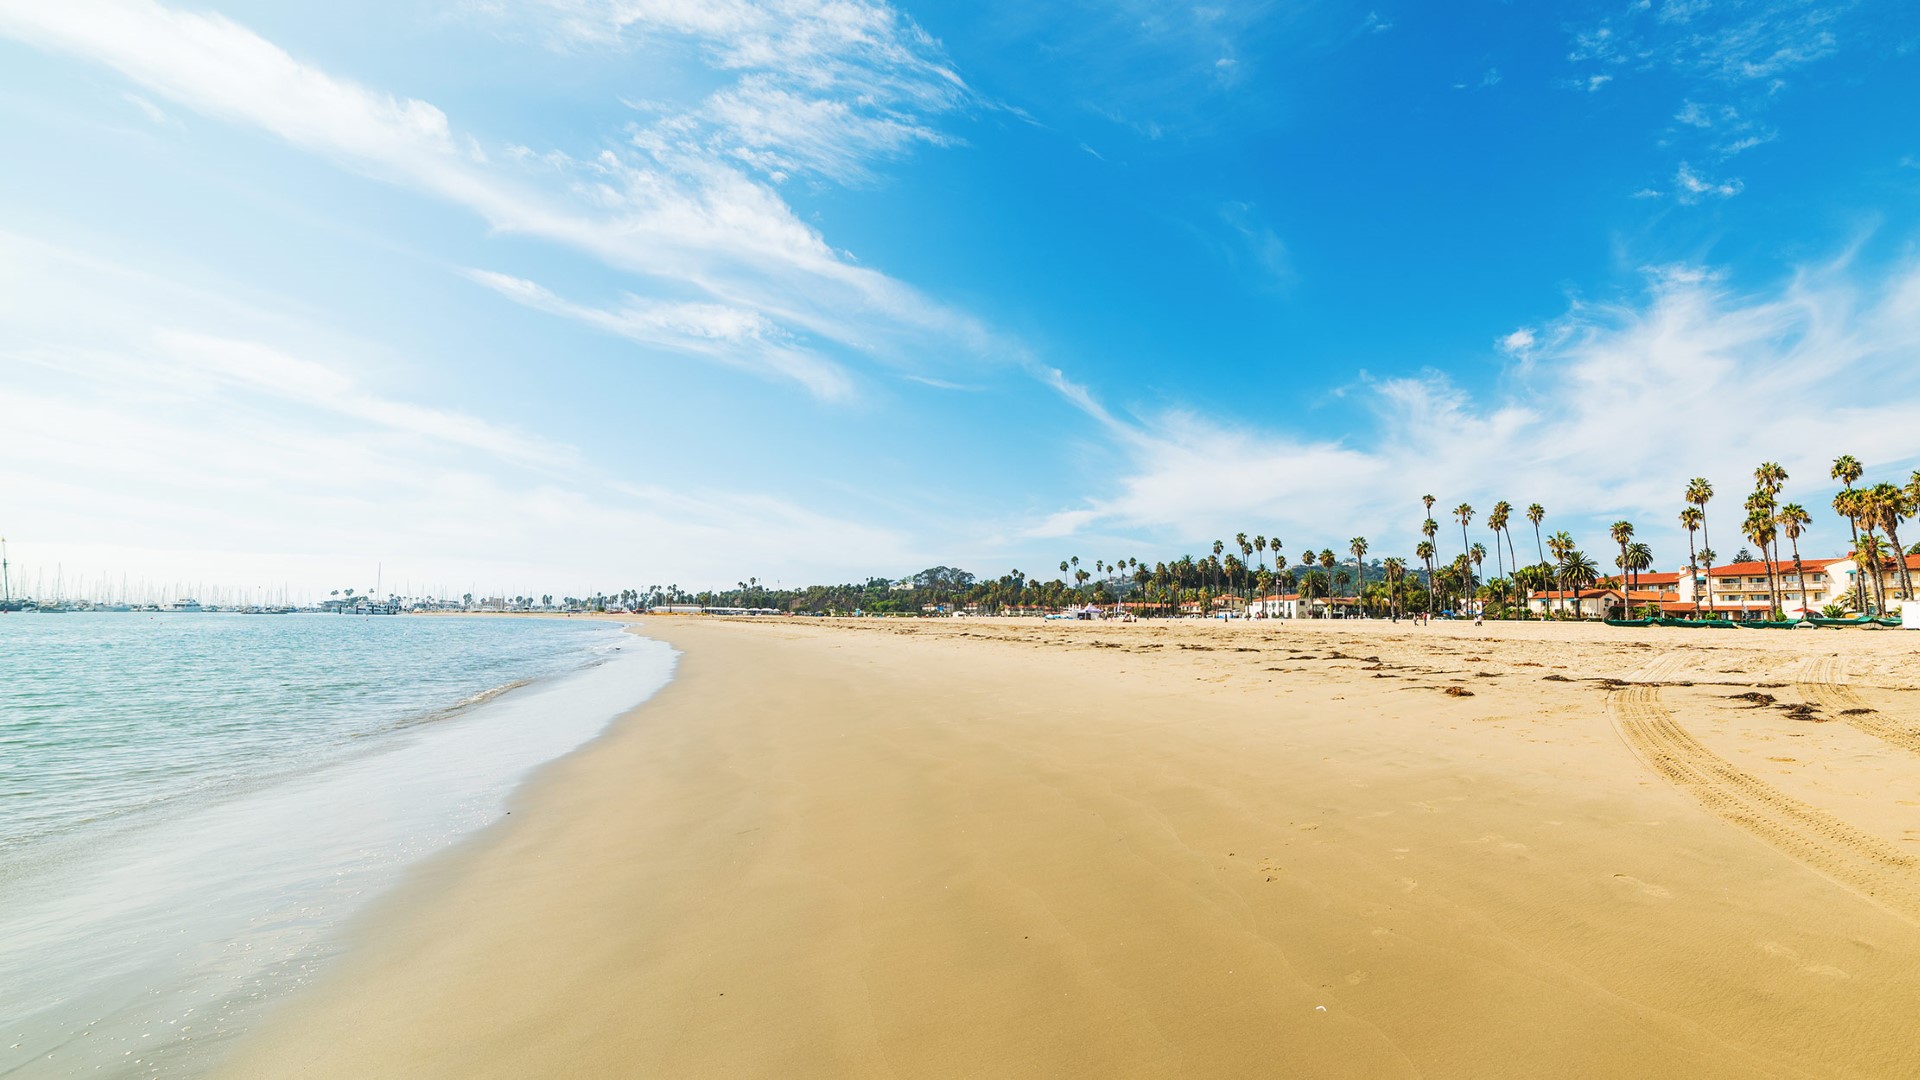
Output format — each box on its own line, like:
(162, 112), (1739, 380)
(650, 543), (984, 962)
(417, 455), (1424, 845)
(1487, 501), (1511, 612)
(1383, 557), (1406, 618)
(1526, 503), (1547, 572)
(1867, 482), (1914, 600)
(1742, 505), (1780, 617)
(1778, 503), (1811, 615)
(1468, 543), (1487, 613)
(1547, 530), (1575, 616)
(1609, 520), (1634, 614)
(1414, 540), (1435, 613)
(1832, 452), (1864, 560)
(1679, 506), (1703, 616)
(1834, 488), (1872, 612)
(1453, 504), (1475, 610)
(1686, 478), (1715, 614)
(1755, 462), (1790, 613)
(1349, 537), (1369, 607)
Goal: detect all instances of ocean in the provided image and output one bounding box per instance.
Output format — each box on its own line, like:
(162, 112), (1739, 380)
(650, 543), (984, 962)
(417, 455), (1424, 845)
(0, 612), (675, 1078)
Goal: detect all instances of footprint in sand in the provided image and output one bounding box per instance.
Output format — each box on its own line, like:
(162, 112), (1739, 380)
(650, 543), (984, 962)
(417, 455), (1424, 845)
(1397, 877), (1420, 893)
(1758, 942), (1850, 979)
(1611, 874), (1672, 899)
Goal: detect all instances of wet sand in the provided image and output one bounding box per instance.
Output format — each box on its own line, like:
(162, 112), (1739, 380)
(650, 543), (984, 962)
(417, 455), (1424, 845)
(219, 616), (1920, 1078)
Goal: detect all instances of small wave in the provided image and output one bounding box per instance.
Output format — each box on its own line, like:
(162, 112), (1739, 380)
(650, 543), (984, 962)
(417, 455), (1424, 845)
(388, 678), (536, 731)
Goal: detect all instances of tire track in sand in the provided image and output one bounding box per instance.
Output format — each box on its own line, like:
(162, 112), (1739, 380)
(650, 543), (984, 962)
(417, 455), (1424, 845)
(1610, 683), (1920, 922)
(1795, 655), (1920, 757)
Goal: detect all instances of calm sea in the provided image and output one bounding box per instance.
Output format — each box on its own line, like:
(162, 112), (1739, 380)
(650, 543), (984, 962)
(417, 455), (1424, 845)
(0, 613), (675, 1078)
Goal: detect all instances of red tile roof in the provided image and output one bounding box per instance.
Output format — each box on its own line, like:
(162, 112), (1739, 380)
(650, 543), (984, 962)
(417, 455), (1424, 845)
(1703, 558), (1837, 576)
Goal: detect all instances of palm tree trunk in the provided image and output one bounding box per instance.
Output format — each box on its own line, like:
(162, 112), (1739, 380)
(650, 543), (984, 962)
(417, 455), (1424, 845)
(1699, 510), (1714, 616)
(1492, 534), (1505, 617)
(1887, 522), (1914, 600)
(1790, 540), (1806, 616)
(1687, 532), (1699, 618)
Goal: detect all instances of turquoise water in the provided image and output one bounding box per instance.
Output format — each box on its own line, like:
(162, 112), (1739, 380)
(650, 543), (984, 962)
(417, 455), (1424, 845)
(0, 613), (675, 1078)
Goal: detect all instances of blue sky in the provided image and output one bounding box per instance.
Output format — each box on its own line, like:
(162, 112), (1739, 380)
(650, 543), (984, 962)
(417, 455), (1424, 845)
(2, 0), (1918, 599)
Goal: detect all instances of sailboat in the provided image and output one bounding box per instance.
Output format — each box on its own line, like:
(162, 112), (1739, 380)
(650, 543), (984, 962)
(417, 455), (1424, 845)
(0, 538), (22, 613)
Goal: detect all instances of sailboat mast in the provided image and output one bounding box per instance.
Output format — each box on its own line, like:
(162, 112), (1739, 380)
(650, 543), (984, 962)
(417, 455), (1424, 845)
(1, 538), (10, 601)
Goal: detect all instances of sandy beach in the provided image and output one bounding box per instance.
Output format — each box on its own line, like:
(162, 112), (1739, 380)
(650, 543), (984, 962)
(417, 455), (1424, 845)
(218, 616), (1920, 1078)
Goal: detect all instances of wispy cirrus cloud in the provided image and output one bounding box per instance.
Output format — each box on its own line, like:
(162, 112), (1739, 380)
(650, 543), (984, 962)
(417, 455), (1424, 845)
(1567, 0), (1883, 200)
(519, 0), (973, 185)
(0, 0), (989, 400)
(463, 269), (855, 401)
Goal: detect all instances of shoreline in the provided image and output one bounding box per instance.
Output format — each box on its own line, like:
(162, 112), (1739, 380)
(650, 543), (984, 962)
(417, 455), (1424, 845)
(217, 616), (1920, 1078)
(0, 617), (671, 1080)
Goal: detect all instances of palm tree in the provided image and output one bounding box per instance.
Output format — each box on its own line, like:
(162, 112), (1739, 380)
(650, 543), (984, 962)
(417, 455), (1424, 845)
(1526, 503), (1546, 571)
(1559, 548), (1600, 617)
(1453, 504), (1475, 610)
(1742, 505), (1780, 618)
(1626, 542), (1653, 612)
(1778, 503), (1811, 615)
(1679, 506), (1703, 616)
(1468, 543), (1487, 613)
(1383, 557), (1406, 618)
(1832, 453), (1865, 565)
(1420, 515), (1439, 581)
(1609, 521), (1634, 617)
(1686, 478), (1715, 614)
(1867, 482), (1914, 600)
(1851, 535), (1882, 613)
(1487, 501), (1511, 613)
(1349, 536), (1369, 607)
(1755, 462), (1790, 614)
(1414, 539), (1435, 613)
(1547, 530), (1575, 616)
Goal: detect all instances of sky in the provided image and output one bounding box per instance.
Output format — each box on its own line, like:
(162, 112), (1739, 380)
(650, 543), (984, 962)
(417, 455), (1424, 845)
(2, 0), (1918, 600)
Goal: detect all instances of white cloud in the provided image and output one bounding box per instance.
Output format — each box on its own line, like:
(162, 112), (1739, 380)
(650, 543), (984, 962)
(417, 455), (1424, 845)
(122, 91), (167, 124)
(1217, 201), (1292, 290)
(0, 233), (919, 597)
(1674, 160), (1743, 201)
(0, 0), (989, 400)
(519, 0), (971, 186)
(463, 269), (855, 401)
(1569, 0), (1853, 192)
(1034, 254), (1920, 567)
